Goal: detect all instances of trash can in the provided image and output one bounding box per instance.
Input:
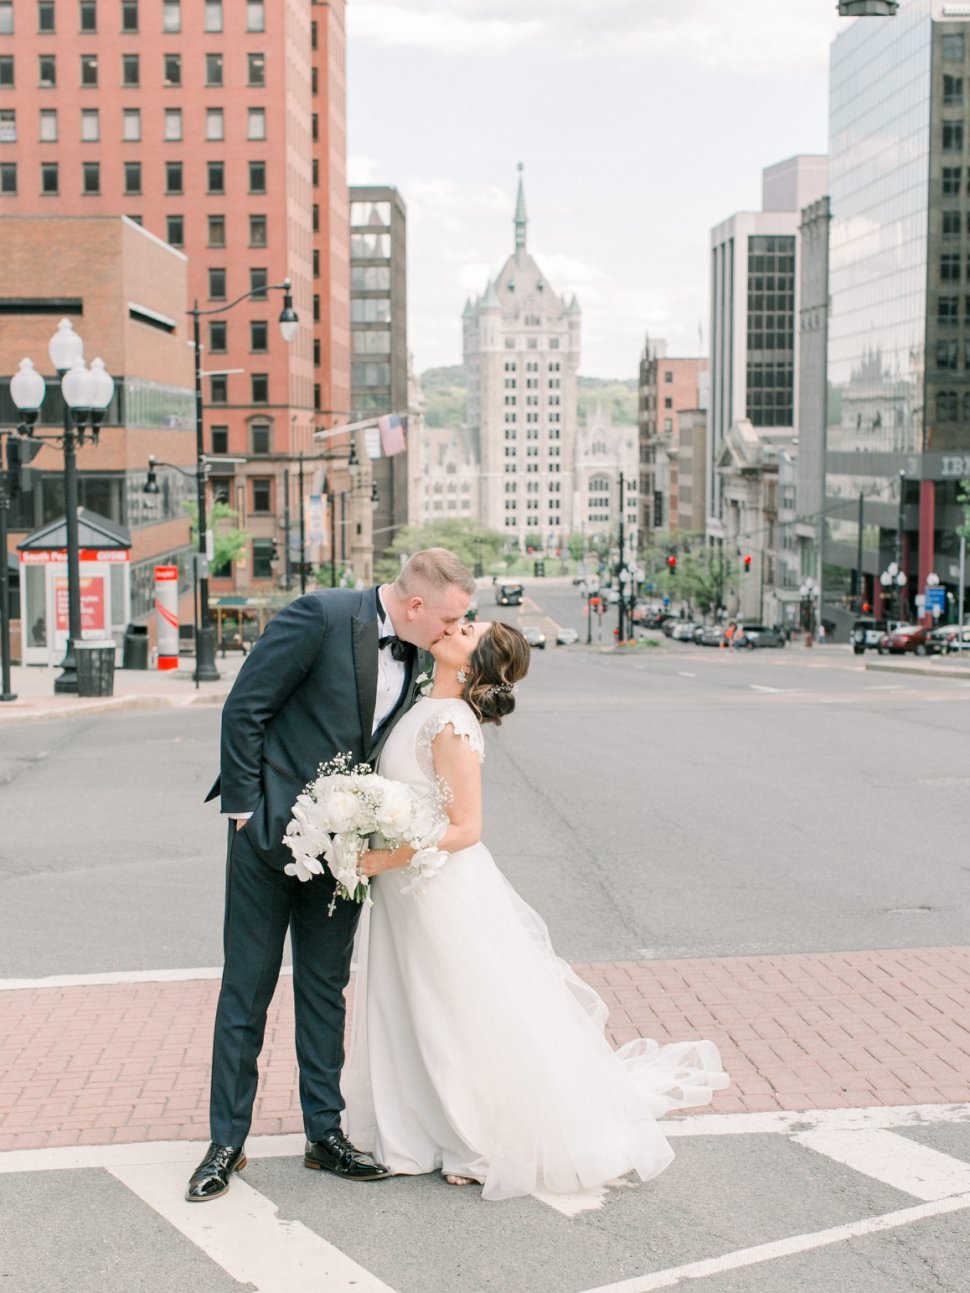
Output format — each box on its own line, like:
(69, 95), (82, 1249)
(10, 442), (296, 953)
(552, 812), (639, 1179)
(75, 639), (117, 697)
(122, 623), (150, 670)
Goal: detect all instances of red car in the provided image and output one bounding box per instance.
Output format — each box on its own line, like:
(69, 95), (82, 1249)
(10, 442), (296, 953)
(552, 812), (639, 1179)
(876, 624), (931, 656)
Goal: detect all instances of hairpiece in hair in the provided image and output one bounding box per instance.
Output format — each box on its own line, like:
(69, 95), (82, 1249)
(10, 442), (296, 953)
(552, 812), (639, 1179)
(482, 681), (514, 701)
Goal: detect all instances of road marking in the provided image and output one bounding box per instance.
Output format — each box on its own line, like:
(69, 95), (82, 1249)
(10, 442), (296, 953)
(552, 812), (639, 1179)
(792, 1127), (970, 1201)
(677, 671), (695, 678)
(108, 1159), (396, 1293)
(663, 1103), (970, 1138)
(532, 1184), (609, 1215)
(577, 1193), (970, 1293)
(749, 684), (798, 694)
(0, 965), (242, 991)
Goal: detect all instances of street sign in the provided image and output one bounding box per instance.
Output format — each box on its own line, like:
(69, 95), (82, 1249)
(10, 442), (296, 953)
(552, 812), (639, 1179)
(926, 587), (946, 613)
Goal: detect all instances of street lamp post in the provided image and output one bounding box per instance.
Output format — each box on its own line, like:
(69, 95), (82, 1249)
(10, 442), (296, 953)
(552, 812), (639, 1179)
(9, 324), (114, 694)
(880, 562), (907, 623)
(799, 578), (818, 639)
(189, 278), (299, 682)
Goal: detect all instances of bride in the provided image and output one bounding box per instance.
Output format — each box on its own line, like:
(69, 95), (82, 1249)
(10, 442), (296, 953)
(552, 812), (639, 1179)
(343, 619), (729, 1201)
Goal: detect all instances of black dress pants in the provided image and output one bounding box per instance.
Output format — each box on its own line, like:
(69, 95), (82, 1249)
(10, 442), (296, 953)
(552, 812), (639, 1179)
(209, 824), (362, 1146)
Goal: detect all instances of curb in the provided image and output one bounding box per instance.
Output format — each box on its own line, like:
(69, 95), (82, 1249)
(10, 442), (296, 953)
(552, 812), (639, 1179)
(864, 660), (970, 680)
(0, 689), (232, 723)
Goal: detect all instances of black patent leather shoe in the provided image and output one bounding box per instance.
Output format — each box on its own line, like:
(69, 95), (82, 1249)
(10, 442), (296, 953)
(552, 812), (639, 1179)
(185, 1142), (247, 1201)
(304, 1131), (391, 1180)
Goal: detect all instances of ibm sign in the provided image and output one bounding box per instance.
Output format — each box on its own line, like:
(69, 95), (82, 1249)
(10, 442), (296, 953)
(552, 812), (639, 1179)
(939, 456), (970, 479)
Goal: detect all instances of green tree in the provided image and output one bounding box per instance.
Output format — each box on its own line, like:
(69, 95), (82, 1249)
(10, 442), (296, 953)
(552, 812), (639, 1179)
(183, 500), (249, 575)
(524, 531), (544, 554)
(640, 531), (730, 616)
(372, 519), (508, 584)
(567, 532), (586, 561)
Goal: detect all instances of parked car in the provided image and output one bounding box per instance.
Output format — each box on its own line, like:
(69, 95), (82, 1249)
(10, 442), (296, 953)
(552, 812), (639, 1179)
(670, 620), (699, 641)
(877, 624), (931, 655)
(736, 624), (786, 648)
(850, 617), (888, 655)
(700, 625), (726, 647)
(661, 617), (681, 637)
(643, 610), (673, 629)
(522, 626), (546, 650)
(555, 627), (580, 646)
(496, 583), (524, 607)
(926, 624), (970, 655)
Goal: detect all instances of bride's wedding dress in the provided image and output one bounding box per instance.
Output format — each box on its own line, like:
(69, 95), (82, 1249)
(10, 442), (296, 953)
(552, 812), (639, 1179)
(342, 696), (729, 1201)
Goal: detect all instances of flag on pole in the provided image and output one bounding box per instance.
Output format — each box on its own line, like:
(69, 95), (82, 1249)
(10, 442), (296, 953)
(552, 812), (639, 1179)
(377, 412), (407, 457)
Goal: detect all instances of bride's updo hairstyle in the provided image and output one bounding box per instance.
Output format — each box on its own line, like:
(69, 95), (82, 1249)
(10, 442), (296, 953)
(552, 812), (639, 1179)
(463, 621), (531, 726)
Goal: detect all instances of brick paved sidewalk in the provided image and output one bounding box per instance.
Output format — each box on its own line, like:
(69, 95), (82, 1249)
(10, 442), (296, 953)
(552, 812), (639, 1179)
(2, 946), (968, 1152)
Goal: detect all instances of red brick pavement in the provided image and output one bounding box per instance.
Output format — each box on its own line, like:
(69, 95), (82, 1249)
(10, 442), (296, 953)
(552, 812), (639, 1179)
(2, 947), (969, 1152)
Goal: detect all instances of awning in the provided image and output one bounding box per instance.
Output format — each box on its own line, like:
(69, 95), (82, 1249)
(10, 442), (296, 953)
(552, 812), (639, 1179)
(17, 508), (132, 552)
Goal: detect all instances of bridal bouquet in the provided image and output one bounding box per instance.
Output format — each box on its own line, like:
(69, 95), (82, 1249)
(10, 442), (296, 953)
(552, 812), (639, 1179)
(283, 753), (447, 912)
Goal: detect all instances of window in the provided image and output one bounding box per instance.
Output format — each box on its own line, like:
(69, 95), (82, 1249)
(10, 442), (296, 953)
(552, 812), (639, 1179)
(939, 294), (960, 325)
(247, 2), (265, 32)
(80, 1), (96, 31)
(41, 161), (58, 194)
(207, 161), (224, 193)
(165, 161), (182, 193)
(937, 390), (958, 421)
(0, 162), (15, 192)
(207, 214), (225, 247)
(208, 267), (226, 299)
(123, 161), (141, 194)
(166, 214), (183, 246)
(664, 418), (673, 432)
(76, 108), (99, 142)
(122, 53), (139, 86)
(209, 321), (227, 353)
(313, 338), (320, 366)
(121, 1), (138, 32)
(941, 252), (961, 282)
(82, 161), (100, 193)
(251, 478), (271, 512)
(206, 108), (224, 141)
(944, 74), (963, 106)
(163, 53), (180, 86)
(205, 53), (223, 86)
(210, 376), (227, 403)
(249, 215), (267, 247)
(204, 1), (222, 32)
(211, 426), (228, 454)
(664, 396), (673, 408)
(247, 53), (265, 86)
(163, 108), (181, 140)
(0, 109), (14, 142)
(249, 161), (266, 193)
(39, 109), (57, 141)
(39, 54), (56, 86)
(944, 166), (962, 196)
(247, 107), (266, 140)
(122, 108), (140, 140)
(80, 53), (97, 86)
(250, 268), (268, 299)
(251, 423), (270, 454)
(937, 339), (959, 370)
(162, 1), (180, 33)
(943, 121), (964, 152)
(251, 321), (268, 352)
(943, 33), (965, 61)
(0, 57), (13, 87)
(0, 2), (11, 33)
(944, 210), (961, 237)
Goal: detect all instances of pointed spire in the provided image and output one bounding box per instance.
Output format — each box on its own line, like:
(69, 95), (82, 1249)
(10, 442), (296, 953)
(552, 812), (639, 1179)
(567, 293), (581, 315)
(514, 162), (527, 251)
(462, 298), (474, 318)
(481, 279), (500, 311)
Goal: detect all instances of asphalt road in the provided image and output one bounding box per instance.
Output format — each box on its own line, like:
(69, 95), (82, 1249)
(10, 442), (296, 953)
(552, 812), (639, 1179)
(1, 581), (969, 976)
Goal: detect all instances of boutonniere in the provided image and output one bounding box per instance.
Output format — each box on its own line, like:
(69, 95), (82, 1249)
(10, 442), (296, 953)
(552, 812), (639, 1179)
(414, 671), (433, 695)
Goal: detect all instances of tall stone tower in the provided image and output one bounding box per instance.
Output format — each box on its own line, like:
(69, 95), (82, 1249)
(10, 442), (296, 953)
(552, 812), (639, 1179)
(462, 167), (581, 550)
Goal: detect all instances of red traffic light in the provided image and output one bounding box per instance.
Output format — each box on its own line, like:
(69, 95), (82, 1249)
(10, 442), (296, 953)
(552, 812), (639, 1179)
(862, 601), (871, 613)
(666, 555), (677, 573)
(743, 554), (752, 573)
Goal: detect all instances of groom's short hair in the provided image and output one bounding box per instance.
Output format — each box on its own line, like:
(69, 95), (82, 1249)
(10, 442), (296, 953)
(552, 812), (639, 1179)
(393, 548), (476, 599)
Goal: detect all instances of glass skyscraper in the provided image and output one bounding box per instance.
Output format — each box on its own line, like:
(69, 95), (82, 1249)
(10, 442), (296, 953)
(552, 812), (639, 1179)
(825, 0), (970, 622)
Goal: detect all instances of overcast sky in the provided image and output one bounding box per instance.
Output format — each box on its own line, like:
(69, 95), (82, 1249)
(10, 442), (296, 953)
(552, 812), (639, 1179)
(346, 1), (847, 379)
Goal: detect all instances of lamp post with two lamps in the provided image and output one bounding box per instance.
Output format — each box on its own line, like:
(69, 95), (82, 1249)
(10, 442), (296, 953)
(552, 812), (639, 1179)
(8, 321), (115, 694)
(880, 562), (907, 623)
(186, 278), (299, 681)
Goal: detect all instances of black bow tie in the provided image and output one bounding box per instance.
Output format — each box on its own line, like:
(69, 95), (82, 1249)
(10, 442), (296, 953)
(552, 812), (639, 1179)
(379, 634), (409, 663)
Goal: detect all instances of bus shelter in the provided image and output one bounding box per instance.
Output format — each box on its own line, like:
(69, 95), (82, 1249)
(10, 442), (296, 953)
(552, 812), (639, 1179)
(17, 510), (132, 667)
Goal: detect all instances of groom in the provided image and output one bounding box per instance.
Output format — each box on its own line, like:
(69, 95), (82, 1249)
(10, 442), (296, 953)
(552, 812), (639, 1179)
(187, 548), (476, 1201)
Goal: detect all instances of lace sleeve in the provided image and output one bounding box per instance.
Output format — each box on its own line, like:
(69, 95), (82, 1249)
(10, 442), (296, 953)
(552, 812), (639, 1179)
(415, 701), (484, 782)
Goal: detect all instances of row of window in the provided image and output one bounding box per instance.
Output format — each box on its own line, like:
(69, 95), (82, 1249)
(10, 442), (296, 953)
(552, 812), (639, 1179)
(503, 337), (562, 350)
(503, 361), (561, 372)
(939, 252), (970, 281)
(502, 379), (562, 389)
(0, 157), (269, 195)
(937, 295), (970, 323)
(0, 105), (268, 143)
(210, 425), (271, 456)
(0, 1), (266, 35)
(942, 167), (970, 195)
(934, 339), (970, 370)
(207, 374), (272, 405)
(0, 50), (266, 89)
(935, 391), (970, 421)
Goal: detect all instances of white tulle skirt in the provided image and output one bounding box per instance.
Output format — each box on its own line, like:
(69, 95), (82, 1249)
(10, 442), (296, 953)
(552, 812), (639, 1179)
(342, 842), (729, 1202)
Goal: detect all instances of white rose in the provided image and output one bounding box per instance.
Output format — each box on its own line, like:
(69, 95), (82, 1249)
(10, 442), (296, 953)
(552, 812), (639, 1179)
(375, 783), (414, 839)
(319, 787), (361, 834)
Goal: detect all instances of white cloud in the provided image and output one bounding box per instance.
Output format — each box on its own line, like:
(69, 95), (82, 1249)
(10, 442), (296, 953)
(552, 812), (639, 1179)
(350, 0), (844, 73)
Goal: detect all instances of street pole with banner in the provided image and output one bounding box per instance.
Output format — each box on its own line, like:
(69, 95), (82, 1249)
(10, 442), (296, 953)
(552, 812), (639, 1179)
(154, 565), (180, 671)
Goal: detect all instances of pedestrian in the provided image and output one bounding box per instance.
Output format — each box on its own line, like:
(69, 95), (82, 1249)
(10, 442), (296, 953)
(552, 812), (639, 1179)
(722, 622), (735, 650)
(186, 548), (475, 1202)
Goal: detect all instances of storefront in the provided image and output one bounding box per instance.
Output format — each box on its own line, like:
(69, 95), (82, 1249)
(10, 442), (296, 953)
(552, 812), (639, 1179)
(17, 510), (131, 668)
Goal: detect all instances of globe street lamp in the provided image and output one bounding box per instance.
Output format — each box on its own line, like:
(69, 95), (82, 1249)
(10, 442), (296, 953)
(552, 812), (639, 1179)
(880, 561), (907, 623)
(799, 577), (819, 638)
(9, 321), (114, 694)
(189, 277), (299, 682)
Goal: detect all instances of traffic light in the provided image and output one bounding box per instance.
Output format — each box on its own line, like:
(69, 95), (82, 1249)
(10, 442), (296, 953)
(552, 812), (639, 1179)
(743, 554), (752, 575)
(5, 434), (43, 495)
(533, 559), (545, 577)
(667, 555), (677, 576)
(271, 539), (279, 563)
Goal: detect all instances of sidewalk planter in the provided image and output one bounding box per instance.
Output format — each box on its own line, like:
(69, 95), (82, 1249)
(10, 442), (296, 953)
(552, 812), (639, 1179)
(74, 640), (117, 697)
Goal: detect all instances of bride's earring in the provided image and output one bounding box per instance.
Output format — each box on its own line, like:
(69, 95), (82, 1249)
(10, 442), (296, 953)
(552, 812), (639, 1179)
(456, 668), (468, 684)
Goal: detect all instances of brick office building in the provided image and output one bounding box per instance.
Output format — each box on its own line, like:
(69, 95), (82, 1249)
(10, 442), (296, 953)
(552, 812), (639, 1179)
(0, 0), (350, 594)
(637, 337), (707, 539)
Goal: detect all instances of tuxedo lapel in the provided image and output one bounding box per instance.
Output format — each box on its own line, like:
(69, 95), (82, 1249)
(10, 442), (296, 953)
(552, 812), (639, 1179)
(351, 595), (380, 750)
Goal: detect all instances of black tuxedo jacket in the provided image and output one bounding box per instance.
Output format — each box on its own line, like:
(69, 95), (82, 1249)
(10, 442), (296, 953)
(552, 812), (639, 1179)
(205, 586), (427, 869)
